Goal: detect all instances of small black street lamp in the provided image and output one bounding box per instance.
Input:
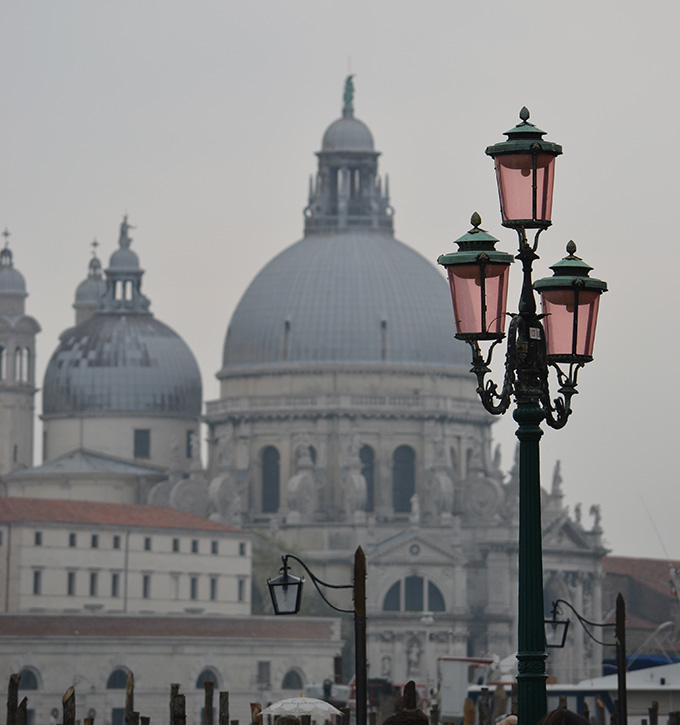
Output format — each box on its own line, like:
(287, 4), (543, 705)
(267, 546), (368, 725)
(438, 108), (608, 725)
(545, 594), (627, 724)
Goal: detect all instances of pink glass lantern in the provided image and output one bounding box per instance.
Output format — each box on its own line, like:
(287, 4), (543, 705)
(438, 213), (514, 340)
(486, 108), (562, 230)
(534, 242), (607, 362)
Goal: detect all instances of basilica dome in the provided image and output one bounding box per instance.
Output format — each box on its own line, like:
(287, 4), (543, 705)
(221, 233), (468, 371)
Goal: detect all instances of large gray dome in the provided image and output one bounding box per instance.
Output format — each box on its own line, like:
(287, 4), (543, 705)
(44, 314), (202, 415)
(221, 231), (469, 371)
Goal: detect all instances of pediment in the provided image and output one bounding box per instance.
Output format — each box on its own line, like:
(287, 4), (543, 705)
(368, 527), (460, 566)
(543, 514), (592, 551)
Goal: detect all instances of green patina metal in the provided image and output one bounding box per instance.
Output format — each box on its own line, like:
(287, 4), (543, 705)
(533, 241), (608, 294)
(437, 212), (514, 268)
(485, 106), (563, 158)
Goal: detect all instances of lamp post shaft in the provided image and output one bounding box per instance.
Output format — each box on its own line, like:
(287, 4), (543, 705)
(354, 547), (367, 725)
(515, 400), (548, 725)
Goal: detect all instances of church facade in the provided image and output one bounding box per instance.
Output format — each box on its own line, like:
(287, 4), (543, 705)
(0, 79), (606, 690)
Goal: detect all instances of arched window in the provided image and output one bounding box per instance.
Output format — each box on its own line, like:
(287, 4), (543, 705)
(107, 668), (130, 689)
(392, 445), (415, 513)
(360, 445), (375, 512)
(281, 669), (304, 690)
(382, 576), (445, 612)
(14, 347), (22, 382)
(0, 346), (5, 380)
(196, 668), (220, 689)
(262, 446), (280, 513)
(22, 346), (30, 383)
(18, 668), (39, 690)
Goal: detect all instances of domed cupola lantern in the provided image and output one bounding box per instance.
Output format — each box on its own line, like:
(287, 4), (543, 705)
(485, 107), (562, 231)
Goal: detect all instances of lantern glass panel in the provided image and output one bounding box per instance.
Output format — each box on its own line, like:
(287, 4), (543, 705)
(540, 288), (601, 358)
(268, 572), (303, 615)
(495, 153), (556, 225)
(446, 263), (510, 336)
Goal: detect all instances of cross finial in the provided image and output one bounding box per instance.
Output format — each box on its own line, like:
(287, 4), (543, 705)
(2, 228), (10, 248)
(91, 238), (99, 256)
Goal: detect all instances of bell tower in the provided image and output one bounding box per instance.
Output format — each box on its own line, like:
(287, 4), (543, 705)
(0, 230), (40, 473)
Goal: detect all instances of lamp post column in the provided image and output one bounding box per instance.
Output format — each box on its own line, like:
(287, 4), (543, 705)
(354, 547), (367, 725)
(515, 400), (547, 725)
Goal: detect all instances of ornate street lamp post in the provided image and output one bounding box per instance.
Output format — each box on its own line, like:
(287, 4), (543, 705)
(438, 108), (608, 725)
(267, 546), (368, 725)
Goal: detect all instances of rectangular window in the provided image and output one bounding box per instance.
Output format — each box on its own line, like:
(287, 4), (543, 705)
(210, 577), (217, 601)
(238, 578), (246, 602)
(91, 534), (99, 549)
(190, 576), (198, 600)
(90, 572), (98, 597)
(211, 540), (218, 555)
(33, 570), (42, 595)
(112, 708), (125, 725)
(113, 535), (121, 550)
(239, 541), (246, 556)
(172, 538), (180, 553)
(67, 571), (76, 596)
(0, 531), (3, 546)
(257, 661), (271, 689)
(143, 574), (151, 599)
(191, 539), (199, 554)
(134, 429), (151, 459)
(112, 572), (120, 598)
(144, 537), (152, 551)
(186, 429), (194, 459)
(34, 531), (42, 546)
(69, 532), (77, 547)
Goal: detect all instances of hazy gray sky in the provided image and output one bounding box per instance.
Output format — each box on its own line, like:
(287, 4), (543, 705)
(1, 1), (677, 559)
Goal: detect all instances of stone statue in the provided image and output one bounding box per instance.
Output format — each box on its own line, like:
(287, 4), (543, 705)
(217, 429), (234, 471)
(119, 215), (134, 249)
(343, 75), (355, 113)
(294, 432), (314, 469)
(589, 504), (602, 530)
(574, 502), (582, 524)
(409, 493), (421, 524)
(552, 460), (563, 497)
(406, 639), (421, 677)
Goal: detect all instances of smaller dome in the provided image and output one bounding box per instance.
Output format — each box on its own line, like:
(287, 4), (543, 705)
(322, 115), (374, 152)
(109, 246), (140, 271)
(75, 255), (106, 306)
(0, 247), (26, 295)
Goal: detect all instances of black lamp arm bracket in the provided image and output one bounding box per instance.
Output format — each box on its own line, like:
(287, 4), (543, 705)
(541, 361), (583, 429)
(551, 598), (615, 647)
(467, 335), (514, 416)
(280, 554), (354, 614)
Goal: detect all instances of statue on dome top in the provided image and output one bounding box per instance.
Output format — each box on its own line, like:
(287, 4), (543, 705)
(119, 215), (134, 249)
(343, 74), (355, 114)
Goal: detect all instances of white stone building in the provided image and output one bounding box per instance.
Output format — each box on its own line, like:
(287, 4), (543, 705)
(0, 614), (341, 725)
(0, 497), (250, 616)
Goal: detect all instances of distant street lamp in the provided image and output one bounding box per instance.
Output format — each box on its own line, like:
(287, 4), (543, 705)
(438, 108), (608, 725)
(267, 546), (367, 725)
(546, 594), (627, 725)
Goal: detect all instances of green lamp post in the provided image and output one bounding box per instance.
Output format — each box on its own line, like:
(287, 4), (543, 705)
(438, 109), (607, 725)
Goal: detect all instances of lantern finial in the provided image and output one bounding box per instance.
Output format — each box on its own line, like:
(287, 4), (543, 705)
(470, 211), (482, 228)
(519, 106), (530, 123)
(566, 240), (577, 256)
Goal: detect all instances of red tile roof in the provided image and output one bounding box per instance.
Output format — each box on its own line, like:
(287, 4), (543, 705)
(0, 614), (338, 640)
(0, 497), (242, 533)
(604, 556), (680, 599)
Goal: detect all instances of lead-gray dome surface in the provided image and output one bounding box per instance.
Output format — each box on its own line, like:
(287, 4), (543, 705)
(43, 314), (202, 415)
(221, 231), (469, 370)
